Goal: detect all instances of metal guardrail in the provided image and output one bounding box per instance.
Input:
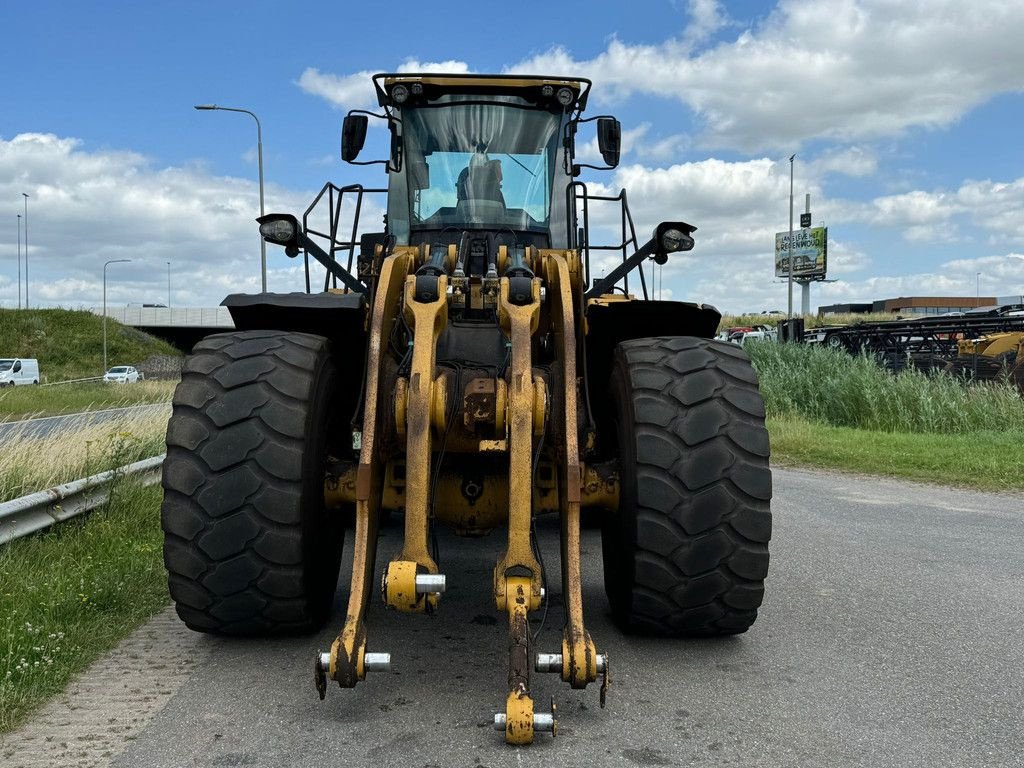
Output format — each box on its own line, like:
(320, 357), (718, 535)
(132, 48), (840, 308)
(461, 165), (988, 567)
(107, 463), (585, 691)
(0, 454), (165, 545)
(39, 376), (105, 387)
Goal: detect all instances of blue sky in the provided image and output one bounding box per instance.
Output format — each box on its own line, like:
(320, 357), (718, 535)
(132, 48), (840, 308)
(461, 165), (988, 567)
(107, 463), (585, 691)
(1, 0), (1022, 313)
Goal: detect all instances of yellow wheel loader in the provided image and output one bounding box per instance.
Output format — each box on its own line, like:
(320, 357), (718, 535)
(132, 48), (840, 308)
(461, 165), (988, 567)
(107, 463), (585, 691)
(161, 73), (772, 743)
(947, 332), (1024, 390)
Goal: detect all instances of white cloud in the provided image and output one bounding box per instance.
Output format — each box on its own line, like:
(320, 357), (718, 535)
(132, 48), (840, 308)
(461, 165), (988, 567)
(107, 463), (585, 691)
(508, 0), (1024, 151)
(297, 59), (472, 110)
(1, 126), (1017, 317)
(811, 146), (877, 178)
(0, 133), (382, 309)
(297, 68), (378, 111)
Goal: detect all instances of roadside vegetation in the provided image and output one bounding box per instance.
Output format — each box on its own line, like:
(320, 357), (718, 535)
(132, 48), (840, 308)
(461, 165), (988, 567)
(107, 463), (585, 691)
(718, 312), (901, 331)
(0, 308), (181, 382)
(746, 341), (1024, 490)
(1, 406), (171, 731)
(0, 482), (167, 733)
(0, 380), (176, 421)
(0, 407), (168, 502)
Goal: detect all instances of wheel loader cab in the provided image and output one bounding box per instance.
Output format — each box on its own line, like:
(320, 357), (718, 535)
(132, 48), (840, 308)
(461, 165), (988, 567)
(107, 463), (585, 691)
(166, 72), (772, 747)
(379, 78), (577, 252)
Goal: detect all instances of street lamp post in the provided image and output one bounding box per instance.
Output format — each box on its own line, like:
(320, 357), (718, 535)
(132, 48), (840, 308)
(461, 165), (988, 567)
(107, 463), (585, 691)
(976, 271), (980, 305)
(194, 104), (266, 293)
(103, 259), (131, 374)
(16, 214), (21, 309)
(787, 154), (795, 319)
(167, 261), (172, 308)
(22, 193), (29, 308)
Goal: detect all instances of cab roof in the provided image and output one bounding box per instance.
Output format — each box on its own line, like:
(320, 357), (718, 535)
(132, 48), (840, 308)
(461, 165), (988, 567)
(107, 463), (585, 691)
(373, 72), (591, 112)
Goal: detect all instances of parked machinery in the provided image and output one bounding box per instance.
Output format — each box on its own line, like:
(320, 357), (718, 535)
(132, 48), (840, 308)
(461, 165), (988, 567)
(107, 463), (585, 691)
(161, 73), (772, 743)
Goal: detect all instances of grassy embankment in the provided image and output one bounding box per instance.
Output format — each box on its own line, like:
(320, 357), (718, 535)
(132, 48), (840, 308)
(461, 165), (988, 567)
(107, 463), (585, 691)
(0, 308), (181, 419)
(747, 341), (1024, 491)
(0, 407), (170, 732)
(0, 308), (181, 382)
(0, 380), (177, 421)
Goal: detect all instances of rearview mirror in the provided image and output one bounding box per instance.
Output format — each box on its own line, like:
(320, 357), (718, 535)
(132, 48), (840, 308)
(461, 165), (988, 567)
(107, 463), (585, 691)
(341, 114), (368, 162)
(597, 117), (621, 168)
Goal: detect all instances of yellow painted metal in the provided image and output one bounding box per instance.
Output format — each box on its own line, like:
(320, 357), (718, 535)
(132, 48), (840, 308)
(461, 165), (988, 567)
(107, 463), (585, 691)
(393, 377), (408, 438)
(503, 692), (536, 745)
(545, 251), (599, 690)
(532, 374), (547, 436)
(431, 373), (449, 434)
(383, 560), (424, 612)
(504, 691), (534, 745)
(494, 379), (507, 433)
(329, 247), (415, 687)
(393, 274), (448, 584)
(324, 464), (357, 510)
(580, 462), (620, 512)
(957, 332), (1024, 358)
(494, 278), (543, 611)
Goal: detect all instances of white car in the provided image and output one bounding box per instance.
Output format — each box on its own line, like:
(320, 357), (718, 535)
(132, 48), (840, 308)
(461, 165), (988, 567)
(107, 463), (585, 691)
(104, 365), (142, 384)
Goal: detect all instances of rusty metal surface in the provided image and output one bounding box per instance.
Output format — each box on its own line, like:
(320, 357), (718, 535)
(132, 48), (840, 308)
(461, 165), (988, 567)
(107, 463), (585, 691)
(493, 277), (544, 608)
(546, 252), (600, 691)
(394, 274), (447, 576)
(328, 249), (413, 688)
(504, 576), (536, 745)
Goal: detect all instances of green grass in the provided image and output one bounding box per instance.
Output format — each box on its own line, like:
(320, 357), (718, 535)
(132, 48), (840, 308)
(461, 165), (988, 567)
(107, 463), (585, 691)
(746, 341), (1024, 490)
(767, 415), (1024, 491)
(0, 482), (169, 733)
(0, 309), (181, 382)
(0, 380), (176, 421)
(747, 340), (1024, 434)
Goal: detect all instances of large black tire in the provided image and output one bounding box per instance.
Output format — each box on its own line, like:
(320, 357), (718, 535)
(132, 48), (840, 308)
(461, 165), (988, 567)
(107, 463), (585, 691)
(161, 331), (345, 635)
(602, 336), (772, 635)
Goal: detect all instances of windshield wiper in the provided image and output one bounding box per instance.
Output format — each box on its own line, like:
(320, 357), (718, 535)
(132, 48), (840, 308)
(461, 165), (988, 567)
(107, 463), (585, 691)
(503, 154), (537, 177)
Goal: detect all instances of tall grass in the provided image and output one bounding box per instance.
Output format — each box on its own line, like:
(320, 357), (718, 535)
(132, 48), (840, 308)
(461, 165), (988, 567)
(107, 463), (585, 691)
(747, 341), (1024, 434)
(0, 408), (169, 502)
(0, 380), (176, 421)
(719, 312), (901, 331)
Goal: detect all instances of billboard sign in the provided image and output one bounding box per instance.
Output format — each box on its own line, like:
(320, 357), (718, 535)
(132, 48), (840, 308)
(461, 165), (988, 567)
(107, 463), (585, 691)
(775, 226), (827, 279)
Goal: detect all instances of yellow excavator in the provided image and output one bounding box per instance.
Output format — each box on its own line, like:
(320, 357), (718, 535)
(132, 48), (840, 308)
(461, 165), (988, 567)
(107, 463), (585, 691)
(161, 73), (772, 743)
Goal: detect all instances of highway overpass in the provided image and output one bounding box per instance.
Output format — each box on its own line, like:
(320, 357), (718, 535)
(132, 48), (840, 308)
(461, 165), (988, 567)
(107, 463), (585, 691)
(89, 307), (234, 351)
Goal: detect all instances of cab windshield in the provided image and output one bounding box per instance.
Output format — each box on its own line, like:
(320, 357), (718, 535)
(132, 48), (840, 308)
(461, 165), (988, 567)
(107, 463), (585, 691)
(0, 360), (13, 372)
(399, 100), (562, 235)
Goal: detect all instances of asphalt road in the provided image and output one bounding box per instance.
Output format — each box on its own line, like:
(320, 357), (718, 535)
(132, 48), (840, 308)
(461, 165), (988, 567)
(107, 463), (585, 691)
(0, 404), (170, 442)
(6, 467), (1023, 767)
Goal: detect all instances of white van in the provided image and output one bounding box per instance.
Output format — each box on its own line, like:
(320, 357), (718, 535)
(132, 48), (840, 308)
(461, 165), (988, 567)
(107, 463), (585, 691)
(0, 358), (40, 386)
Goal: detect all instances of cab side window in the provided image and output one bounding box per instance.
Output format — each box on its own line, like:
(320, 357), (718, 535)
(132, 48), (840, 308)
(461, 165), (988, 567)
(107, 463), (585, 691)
(13, 361), (21, 373)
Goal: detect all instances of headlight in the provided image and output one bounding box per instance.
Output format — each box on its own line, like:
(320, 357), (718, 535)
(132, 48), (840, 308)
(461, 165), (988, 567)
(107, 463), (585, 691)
(391, 84), (410, 104)
(259, 218), (296, 243)
(556, 87), (575, 107)
(660, 228), (694, 253)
